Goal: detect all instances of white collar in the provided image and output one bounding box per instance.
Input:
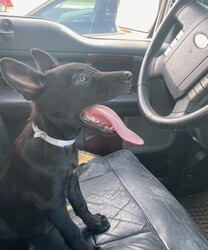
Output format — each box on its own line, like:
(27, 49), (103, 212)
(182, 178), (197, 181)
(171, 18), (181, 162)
(32, 123), (75, 148)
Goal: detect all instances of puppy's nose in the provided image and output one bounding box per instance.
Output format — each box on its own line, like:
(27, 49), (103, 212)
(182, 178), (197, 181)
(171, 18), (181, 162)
(122, 71), (132, 82)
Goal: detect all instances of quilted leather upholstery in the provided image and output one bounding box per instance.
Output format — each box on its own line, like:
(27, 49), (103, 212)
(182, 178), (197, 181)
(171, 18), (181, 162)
(72, 150), (208, 249)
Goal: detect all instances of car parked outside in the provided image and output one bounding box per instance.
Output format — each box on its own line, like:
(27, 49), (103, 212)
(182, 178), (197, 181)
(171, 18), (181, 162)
(0, 0), (13, 12)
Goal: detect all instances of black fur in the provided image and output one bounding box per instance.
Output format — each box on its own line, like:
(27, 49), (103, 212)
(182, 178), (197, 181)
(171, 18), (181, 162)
(0, 49), (132, 250)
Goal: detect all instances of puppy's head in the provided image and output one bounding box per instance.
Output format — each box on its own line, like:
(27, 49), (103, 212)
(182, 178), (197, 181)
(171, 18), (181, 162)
(0, 49), (132, 135)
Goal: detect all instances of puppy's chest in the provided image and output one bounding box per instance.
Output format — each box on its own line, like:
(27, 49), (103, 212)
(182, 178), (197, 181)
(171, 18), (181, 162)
(13, 150), (78, 207)
(43, 146), (78, 184)
(34, 143), (78, 174)
(13, 145), (78, 198)
(42, 149), (78, 181)
(38, 148), (78, 202)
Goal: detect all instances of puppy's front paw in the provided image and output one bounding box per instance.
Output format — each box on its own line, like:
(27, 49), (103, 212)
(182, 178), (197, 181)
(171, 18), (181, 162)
(87, 213), (110, 234)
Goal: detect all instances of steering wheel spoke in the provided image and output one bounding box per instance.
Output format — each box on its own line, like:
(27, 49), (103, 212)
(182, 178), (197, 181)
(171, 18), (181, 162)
(176, 0), (207, 30)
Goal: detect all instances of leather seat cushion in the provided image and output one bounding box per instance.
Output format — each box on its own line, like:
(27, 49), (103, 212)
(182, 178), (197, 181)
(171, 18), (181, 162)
(71, 150), (208, 249)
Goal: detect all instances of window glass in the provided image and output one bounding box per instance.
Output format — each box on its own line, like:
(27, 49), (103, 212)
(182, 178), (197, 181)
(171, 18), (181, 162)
(1, 0), (161, 39)
(116, 0), (160, 33)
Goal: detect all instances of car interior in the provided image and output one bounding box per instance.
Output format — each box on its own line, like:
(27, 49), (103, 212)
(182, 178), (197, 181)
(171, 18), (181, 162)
(0, 0), (208, 249)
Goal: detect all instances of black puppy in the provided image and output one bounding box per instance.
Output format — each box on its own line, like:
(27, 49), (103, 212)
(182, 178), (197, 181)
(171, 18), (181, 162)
(0, 49), (132, 250)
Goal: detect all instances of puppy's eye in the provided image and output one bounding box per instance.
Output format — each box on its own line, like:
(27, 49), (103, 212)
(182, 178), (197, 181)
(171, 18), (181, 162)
(76, 74), (88, 85)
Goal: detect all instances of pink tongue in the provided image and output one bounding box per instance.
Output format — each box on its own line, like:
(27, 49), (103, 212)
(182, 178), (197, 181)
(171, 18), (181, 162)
(85, 105), (144, 146)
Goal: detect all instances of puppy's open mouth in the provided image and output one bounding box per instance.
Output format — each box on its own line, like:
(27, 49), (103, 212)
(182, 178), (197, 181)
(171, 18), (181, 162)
(80, 105), (144, 146)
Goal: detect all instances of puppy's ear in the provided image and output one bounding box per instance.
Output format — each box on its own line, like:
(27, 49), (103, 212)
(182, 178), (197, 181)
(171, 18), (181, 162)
(0, 58), (44, 101)
(30, 48), (58, 73)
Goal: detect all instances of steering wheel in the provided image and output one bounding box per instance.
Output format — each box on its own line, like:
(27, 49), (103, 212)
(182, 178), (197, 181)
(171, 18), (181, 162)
(138, 0), (208, 130)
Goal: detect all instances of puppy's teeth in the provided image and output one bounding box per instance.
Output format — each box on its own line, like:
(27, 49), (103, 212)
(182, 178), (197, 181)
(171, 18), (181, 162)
(104, 125), (111, 130)
(91, 116), (100, 123)
(84, 114), (91, 120)
(82, 113), (114, 133)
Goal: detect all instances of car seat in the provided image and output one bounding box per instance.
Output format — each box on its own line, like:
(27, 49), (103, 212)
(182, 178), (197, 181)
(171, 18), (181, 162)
(0, 115), (207, 249)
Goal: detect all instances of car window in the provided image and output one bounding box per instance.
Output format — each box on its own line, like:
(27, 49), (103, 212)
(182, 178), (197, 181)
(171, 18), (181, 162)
(116, 0), (160, 34)
(1, 0), (161, 40)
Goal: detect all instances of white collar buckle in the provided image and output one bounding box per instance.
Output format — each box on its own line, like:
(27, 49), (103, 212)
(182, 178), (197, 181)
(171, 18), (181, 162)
(32, 123), (75, 148)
